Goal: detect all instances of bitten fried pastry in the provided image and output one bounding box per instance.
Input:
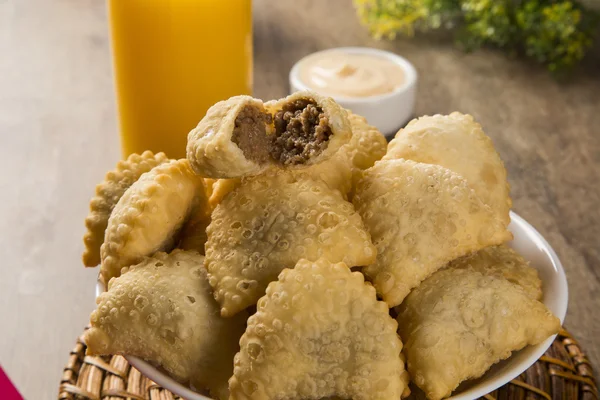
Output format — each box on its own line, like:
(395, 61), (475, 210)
(82, 151), (170, 267)
(264, 91), (352, 166)
(229, 258), (410, 400)
(448, 244), (542, 300)
(396, 268), (560, 400)
(187, 96), (272, 178)
(384, 113), (512, 226)
(205, 169), (377, 317)
(353, 159), (512, 307)
(84, 250), (247, 400)
(100, 159), (207, 283)
(187, 91), (351, 179)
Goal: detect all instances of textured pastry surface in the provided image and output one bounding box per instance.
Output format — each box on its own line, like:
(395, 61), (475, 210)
(384, 112), (511, 226)
(396, 267), (560, 400)
(82, 151), (169, 267)
(100, 159), (207, 283)
(208, 178), (241, 208)
(205, 169), (376, 317)
(84, 250), (247, 400)
(448, 244), (543, 300)
(297, 111), (387, 198)
(353, 159), (512, 307)
(229, 258), (410, 400)
(345, 111), (388, 172)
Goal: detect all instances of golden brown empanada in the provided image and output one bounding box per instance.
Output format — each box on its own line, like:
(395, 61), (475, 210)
(353, 159), (512, 307)
(229, 258), (410, 400)
(187, 91), (351, 179)
(384, 113), (511, 226)
(396, 267), (560, 400)
(448, 244), (542, 300)
(85, 250), (247, 400)
(206, 169), (376, 317)
(100, 159), (207, 283)
(82, 151), (169, 267)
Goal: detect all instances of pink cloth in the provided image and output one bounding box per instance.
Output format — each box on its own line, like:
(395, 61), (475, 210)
(0, 366), (23, 400)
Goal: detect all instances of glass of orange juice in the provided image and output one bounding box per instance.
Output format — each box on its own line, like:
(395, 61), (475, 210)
(107, 0), (253, 159)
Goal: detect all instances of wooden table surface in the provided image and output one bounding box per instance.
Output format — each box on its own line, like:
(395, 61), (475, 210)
(1, 0), (599, 399)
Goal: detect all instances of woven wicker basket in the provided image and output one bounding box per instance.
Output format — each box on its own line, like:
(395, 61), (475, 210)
(58, 327), (597, 400)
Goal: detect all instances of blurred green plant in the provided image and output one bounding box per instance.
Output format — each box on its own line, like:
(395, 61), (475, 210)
(354, 0), (599, 72)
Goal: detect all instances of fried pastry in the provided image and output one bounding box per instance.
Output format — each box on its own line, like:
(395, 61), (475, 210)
(82, 151), (170, 267)
(296, 111), (388, 198)
(353, 159), (512, 307)
(264, 91), (351, 166)
(229, 258), (410, 400)
(294, 151), (354, 198)
(448, 244), (542, 300)
(84, 250), (247, 400)
(208, 178), (241, 208)
(345, 111), (388, 172)
(396, 267), (560, 400)
(187, 91), (351, 179)
(187, 96), (271, 178)
(384, 113), (511, 226)
(100, 159), (207, 283)
(205, 169), (376, 317)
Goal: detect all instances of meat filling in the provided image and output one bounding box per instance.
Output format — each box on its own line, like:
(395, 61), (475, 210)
(271, 99), (332, 165)
(231, 105), (273, 165)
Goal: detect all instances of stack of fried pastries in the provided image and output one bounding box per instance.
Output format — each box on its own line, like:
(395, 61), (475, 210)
(81, 92), (560, 400)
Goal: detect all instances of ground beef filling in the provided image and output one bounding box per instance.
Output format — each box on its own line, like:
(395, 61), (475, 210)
(231, 105), (273, 164)
(271, 99), (333, 165)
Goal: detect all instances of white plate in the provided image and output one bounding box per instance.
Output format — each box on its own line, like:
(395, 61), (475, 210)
(95, 211), (568, 400)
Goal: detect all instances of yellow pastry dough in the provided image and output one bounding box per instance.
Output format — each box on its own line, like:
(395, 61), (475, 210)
(100, 159), (207, 283)
(187, 91), (352, 179)
(205, 169), (377, 317)
(353, 159), (512, 307)
(82, 151), (169, 267)
(229, 258), (410, 400)
(384, 113), (511, 226)
(85, 250), (247, 400)
(396, 267), (560, 400)
(448, 244), (542, 300)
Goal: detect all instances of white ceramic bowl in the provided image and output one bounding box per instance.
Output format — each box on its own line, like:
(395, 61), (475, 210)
(95, 211), (568, 400)
(289, 47), (418, 136)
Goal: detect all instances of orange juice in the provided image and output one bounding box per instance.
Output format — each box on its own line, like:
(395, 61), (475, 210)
(107, 0), (253, 159)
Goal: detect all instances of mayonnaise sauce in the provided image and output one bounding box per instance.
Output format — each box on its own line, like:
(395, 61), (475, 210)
(298, 51), (405, 98)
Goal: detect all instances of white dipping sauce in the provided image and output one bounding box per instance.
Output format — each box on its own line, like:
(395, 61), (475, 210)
(298, 51), (405, 98)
